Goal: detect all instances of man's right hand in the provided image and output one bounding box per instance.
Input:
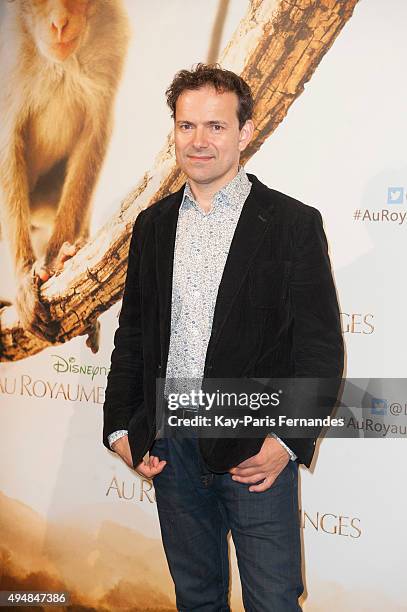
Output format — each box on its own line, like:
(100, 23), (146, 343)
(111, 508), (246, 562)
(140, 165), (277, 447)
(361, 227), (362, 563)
(111, 435), (167, 478)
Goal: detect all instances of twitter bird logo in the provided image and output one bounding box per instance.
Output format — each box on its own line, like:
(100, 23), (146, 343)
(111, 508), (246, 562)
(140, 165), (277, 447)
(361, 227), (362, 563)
(387, 187), (404, 205)
(371, 398), (387, 415)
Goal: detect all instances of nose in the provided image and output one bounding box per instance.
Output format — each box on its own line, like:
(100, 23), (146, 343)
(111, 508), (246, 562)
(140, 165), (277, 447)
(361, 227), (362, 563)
(51, 14), (69, 40)
(192, 126), (209, 149)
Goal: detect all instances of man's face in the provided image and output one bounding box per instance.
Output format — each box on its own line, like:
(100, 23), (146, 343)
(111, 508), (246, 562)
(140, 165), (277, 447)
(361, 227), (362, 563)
(174, 85), (253, 190)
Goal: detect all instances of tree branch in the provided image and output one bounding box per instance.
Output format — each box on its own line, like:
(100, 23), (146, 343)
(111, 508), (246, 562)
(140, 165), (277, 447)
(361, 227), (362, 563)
(0, 0), (359, 361)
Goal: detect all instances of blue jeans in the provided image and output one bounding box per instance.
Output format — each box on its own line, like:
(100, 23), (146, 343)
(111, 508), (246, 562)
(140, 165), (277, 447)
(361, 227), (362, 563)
(151, 436), (303, 611)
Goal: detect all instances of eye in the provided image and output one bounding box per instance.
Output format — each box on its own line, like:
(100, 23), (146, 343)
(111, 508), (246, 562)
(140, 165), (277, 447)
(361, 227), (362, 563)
(179, 123), (192, 131)
(211, 124), (224, 131)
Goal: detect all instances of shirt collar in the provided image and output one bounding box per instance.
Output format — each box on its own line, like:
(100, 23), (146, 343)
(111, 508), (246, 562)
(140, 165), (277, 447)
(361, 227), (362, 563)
(181, 166), (251, 213)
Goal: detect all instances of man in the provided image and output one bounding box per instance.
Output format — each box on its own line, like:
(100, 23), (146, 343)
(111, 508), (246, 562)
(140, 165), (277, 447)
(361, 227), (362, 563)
(103, 64), (344, 611)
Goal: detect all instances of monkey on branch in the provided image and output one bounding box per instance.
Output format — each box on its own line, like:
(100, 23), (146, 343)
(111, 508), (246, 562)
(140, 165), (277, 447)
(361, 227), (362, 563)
(0, 0), (130, 352)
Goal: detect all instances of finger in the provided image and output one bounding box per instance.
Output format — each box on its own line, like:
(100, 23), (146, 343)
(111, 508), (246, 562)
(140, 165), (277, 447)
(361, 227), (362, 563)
(32, 262), (52, 283)
(151, 459), (167, 472)
(249, 476), (276, 493)
(230, 465), (264, 476)
(148, 460), (167, 476)
(74, 237), (86, 250)
(231, 457), (258, 470)
(59, 243), (77, 261)
(149, 455), (158, 468)
(34, 263), (55, 289)
(54, 256), (67, 272)
(59, 241), (76, 254)
(37, 267), (51, 282)
(136, 460), (167, 479)
(64, 241), (78, 253)
(229, 458), (261, 473)
(231, 472), (266, 484)
(54, 243), (78, 272)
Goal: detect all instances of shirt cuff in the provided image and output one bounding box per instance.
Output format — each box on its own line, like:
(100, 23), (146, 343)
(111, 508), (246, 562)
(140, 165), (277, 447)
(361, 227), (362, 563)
(108, 429), (128, 449)
(267, 433), (297, 461)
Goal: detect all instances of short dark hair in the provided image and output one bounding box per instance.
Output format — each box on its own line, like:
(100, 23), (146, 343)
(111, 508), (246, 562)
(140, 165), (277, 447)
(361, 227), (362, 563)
(165, 63), (254, 130)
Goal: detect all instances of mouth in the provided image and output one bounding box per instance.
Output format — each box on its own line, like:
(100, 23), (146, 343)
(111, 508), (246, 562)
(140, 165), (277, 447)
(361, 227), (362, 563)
(187, 155), (214, 162)
(51, 36), (79, 52)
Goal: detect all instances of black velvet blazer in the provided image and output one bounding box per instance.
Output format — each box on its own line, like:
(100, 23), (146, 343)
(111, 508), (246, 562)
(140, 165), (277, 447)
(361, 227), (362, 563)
(103, 173), (344, 469)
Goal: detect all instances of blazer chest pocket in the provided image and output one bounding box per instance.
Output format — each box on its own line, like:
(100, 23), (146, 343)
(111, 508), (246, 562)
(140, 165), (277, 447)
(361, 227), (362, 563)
(249, 259), (291, 308)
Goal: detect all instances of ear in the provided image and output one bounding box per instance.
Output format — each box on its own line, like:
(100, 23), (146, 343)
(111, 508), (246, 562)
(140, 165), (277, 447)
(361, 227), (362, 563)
(238, 119), (254, 152)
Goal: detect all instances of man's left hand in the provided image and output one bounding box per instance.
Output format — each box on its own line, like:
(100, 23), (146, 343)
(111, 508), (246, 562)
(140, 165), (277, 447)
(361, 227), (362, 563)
(229, 436), (289, 492)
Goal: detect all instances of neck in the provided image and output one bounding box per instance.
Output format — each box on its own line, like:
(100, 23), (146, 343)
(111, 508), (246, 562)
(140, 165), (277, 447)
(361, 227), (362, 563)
(188, 166), (240, 213)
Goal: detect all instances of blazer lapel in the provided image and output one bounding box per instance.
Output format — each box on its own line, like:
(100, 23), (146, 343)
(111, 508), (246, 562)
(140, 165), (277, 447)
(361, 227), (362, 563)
(154, 186), (184, 366)
(205, 179), (275, 364)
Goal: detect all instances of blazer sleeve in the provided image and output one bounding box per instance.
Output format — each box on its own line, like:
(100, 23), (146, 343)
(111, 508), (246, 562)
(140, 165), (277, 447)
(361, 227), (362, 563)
(279, 207), (344, 463)
(102, 211), (146, 450)
(291, 208), (344, 377)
